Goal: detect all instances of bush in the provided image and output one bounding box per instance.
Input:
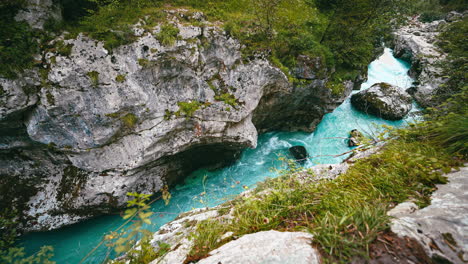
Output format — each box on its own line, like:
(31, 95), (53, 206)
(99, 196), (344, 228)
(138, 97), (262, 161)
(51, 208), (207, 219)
(156, 24), (180, 46)
(0, 2), (38, 79)
(419, 11), (445, 22)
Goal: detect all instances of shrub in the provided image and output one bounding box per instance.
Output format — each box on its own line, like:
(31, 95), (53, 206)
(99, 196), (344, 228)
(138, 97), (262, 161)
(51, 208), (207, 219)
(175, 101), (203, 118)
(156, 24), (180, 46)
(214, 92), (238, 108)
(0, 3), (38, 79)
(419, 11), (445, 22)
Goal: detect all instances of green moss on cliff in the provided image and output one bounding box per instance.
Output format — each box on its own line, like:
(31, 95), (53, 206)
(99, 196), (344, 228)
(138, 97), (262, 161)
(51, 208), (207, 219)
(176, 101), (203, 118)
(121, 113), (139, 129)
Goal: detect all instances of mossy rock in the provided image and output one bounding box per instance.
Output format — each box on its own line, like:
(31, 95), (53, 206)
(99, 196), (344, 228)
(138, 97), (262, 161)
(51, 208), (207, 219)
(351, 82), (412, 120)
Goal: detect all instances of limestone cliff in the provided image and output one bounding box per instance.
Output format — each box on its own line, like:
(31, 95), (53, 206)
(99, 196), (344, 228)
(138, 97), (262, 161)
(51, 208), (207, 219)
(0, 9), (354, 231)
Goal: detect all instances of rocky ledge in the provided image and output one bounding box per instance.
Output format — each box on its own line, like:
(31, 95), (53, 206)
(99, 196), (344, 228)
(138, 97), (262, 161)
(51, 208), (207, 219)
(392, 11), (465, 107)
(0, 9), (356, 231)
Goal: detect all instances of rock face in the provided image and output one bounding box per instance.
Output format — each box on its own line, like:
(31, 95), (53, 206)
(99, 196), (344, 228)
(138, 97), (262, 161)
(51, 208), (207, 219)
(15, 0), (62, 30)
(392, 13), (465, 107)
(197, 231), (320, 264)
(0, 9), (356, 231)
(351, 82), (412, 120)
(389, 166), (468, 264)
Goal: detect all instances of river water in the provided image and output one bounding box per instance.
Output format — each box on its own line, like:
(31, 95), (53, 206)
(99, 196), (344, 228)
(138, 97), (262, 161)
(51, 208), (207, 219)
(20, 48), (415, 263)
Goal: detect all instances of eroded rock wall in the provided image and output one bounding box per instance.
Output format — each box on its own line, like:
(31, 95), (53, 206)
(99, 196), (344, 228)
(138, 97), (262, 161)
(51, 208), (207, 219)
(0, 10), (356, 231)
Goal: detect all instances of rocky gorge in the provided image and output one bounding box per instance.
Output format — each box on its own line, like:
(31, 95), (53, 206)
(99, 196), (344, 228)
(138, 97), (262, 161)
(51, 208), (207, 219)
(1, 6), (355, 232)
(1, 0), (467, 263)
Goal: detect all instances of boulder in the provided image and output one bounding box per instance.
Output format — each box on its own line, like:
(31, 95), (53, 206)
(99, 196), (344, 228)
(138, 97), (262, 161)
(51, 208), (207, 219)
(348, 129), (363, 147)
(289, 146), (308, 163)
(351, 82), (412, 120)
(197, 231), (321, 264)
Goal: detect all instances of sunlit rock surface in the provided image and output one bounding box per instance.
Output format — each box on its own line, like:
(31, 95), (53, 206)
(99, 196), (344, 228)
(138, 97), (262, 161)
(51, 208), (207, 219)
(1, 10), (354, 231)
(351, 82), (412, 120)
(390, 166), (468, 264)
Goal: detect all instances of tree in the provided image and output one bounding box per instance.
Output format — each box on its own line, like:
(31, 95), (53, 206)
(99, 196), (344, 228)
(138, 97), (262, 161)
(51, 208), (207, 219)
(250, 0), (285, 38)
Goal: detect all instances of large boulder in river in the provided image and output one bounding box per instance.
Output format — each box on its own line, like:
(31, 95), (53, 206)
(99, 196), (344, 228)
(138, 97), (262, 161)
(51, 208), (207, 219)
(351, 82), (412, 120)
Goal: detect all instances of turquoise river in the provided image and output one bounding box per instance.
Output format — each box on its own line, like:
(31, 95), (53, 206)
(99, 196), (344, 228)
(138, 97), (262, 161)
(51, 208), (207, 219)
(20, 48), (416, 263)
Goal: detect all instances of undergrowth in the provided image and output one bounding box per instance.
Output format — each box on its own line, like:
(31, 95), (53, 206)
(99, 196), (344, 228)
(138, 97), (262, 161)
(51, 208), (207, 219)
(184, 86), (466, 262)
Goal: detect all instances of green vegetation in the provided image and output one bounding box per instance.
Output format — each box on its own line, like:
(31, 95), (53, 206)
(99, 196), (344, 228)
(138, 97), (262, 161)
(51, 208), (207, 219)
(435, 17), (468, 104)
(138, 58), (153, 68)
(121, 113), (139, 129)
(186, 118), (463, 262)
(156, 24), (180, 46)
(326, 80), (345, 97)
(1, 246), (55, 264)
(76, 2), (165, 50)
(82, 187), (172, 263)
(116, 74), (126, 83)
(45, 90), (55, 105)
(106, 112), (139, 129)
(214, 92), (238, 108)
(406, 0), (467, 22)
(175, 101), (203, 118)
(0, 1), (39, 79)
(55, 40), (74, 57)
(87, 71), (100, 87)
(47, 0), (418, 86)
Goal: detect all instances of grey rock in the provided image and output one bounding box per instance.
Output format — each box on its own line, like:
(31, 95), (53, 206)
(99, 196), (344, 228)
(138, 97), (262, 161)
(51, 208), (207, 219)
(15, 0), (62, 30)
(393, 19), (447, 107)
(351, 82), (412, 120)
(445, 11), (464, 22)
(387, 202), (418, 218)
(197, 231), (320, 264)
(0, 10), (358, 232)
(0, 70), (38, 122)
(390, 166), (468, 264)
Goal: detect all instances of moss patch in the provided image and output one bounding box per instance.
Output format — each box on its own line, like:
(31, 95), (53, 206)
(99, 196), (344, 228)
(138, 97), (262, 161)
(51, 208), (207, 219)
(115, 74), (126, 83)
(120, 113), (138, 129)
(87, 71), (99, 87)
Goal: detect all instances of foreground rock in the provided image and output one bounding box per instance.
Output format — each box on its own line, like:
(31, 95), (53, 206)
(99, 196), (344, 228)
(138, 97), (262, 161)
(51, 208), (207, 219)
(0, 9), (356, 231)
(389, 166), (468, 264)
(351, 82), (412, 120)
(197, 231), (320, 264)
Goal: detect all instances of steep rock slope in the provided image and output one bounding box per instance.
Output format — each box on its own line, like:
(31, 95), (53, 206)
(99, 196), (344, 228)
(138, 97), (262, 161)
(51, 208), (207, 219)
(392, 12), (465, 106)
(0, 10), (353, 231)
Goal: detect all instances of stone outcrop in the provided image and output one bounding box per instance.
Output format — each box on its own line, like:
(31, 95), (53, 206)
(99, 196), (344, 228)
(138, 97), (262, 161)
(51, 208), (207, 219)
(351, 82), (412, 120)
(197, 231), (320, 264)
(392, 13), (465, 107)
(15, 0), (62, 30)
(389, 166), (468, 264)
(0, 9), (356, 231)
